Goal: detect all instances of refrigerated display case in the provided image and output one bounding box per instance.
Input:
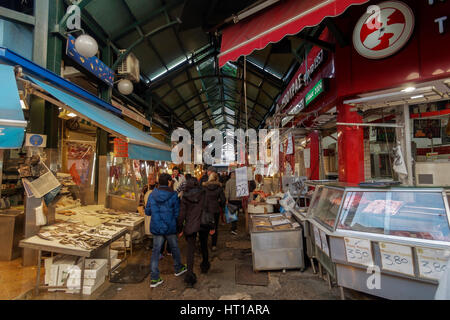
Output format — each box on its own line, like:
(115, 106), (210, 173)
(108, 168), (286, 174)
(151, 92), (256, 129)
(307, 183), (450, 300)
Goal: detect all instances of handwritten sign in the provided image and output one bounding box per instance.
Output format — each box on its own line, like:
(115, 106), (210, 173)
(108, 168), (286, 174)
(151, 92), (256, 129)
(313, 225), (322, 249)
(417, 247), (449, 280)
(379, 242), (414, 276)
(319, 230), (330, 256)
(235, 166), (249, 197)
(344, 237), (374, 267)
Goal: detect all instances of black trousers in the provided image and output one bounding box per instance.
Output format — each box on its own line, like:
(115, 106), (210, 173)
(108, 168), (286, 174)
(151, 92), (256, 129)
(229, 200), (242, 232)
(212, 211), (220, 246)
(185, 230), (209, 275)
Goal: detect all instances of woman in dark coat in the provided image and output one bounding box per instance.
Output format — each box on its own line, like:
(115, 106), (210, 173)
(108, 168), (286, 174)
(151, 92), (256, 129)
(202, 172), (226, 252)
(177, 177), (215, 286)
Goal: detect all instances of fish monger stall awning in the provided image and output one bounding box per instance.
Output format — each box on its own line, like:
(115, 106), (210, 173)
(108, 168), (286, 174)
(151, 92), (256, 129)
(218, 0), (368, 67)
(25, 75), (172, 161)
(0, 65), (27, 149)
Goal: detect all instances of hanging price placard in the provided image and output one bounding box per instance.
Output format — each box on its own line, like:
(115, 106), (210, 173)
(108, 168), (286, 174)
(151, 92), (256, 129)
(344, 237), (374, 267)
(379, 242), (414, 276)
(417, 247), (449, 280)
(319, 230), (330, 256)
(235, 166), (249, 197)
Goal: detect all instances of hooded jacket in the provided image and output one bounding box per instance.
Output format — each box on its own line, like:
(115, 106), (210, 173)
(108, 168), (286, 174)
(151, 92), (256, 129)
(145, 186), (180, 235)
(225, 175), (241, 202)
(177, 187), (205, 236)
(202, 180), (226, 214)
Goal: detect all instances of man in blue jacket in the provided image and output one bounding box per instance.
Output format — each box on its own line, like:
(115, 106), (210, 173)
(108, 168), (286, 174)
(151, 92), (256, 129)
(145, 173), (186, 288)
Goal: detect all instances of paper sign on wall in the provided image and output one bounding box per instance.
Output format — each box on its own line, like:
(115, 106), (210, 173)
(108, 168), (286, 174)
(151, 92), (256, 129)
(417, 247), (449, 280)
(313, 225), (322, 249)
(344, 237), (374, 267)
(379, 242), (414, 276)
(235, 166), (249, 197)
(304, 148), (311, 169)
(319, 230), (330, 256)
(286, 133), (294, 155)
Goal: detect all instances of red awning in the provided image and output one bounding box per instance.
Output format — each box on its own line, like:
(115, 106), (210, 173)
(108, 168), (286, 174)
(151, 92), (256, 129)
(218, 0), (369, 67)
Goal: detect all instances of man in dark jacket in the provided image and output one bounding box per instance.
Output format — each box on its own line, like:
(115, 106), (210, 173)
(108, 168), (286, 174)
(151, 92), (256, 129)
(146, 173), (186, 288)
(177, 177), (215, 287)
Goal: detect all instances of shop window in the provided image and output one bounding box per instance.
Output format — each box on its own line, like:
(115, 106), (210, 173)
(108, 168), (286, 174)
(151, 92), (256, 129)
(0, 0), (34, 15)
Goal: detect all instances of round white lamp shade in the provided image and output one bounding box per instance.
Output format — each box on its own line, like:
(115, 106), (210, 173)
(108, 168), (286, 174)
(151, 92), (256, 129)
(118, 79), (134, 95)
(75, 34), (98, 58)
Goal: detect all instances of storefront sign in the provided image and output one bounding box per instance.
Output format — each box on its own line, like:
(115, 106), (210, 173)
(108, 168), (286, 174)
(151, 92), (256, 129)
(379, 242), (415, 276)
(114, 138), (129, 158)
(66, 35), (115, 87)
(25, 134), (47, 147)
(305, 79), (324, 106)
(281, 116), (294, 127)
(352, 1), (415, 59)
(276, 49), (324, 111)
(344, 237), (374, 267)
(416, 247), (449, 280)
(288, 99), (305, 115)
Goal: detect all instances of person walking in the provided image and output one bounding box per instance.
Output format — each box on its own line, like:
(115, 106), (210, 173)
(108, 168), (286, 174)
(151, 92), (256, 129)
(202, 172), (225, 252)
(177, 177), (215, 287)
(145, 173), (187, 288)
(172, 166), (186, 196)
(225, 170), (243, 235)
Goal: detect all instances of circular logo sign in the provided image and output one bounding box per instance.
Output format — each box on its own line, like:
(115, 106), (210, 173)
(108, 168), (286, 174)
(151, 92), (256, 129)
(30, 135), (44, 146)
(353, 1), (415, 59)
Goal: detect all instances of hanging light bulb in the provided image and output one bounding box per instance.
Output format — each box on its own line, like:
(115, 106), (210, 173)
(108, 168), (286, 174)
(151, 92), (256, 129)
(75, 34), (98, 58)
(118, 79), (134, 95)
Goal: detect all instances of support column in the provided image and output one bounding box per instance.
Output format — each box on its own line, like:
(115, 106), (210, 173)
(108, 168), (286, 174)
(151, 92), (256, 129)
(337, 104), (365, 183)
(306, 131), (320, 180)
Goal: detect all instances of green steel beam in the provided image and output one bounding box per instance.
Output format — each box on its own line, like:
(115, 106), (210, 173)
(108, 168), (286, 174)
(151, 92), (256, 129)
(0, 6), (35, 25)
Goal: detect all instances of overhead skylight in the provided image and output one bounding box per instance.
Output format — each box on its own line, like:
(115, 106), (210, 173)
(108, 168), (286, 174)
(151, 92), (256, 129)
(224, 107), (235, 116)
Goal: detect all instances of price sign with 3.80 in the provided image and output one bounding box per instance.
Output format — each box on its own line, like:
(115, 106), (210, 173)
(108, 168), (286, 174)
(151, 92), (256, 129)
(379, 242), (414, 276)
(344, 237), (374, 267)
(417, 247), (449, 280)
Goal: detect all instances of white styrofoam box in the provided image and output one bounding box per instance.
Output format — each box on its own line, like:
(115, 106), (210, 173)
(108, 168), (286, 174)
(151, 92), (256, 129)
(112, 258), (122, 270)
(66, 275), (106, 295)
(69, 259), (108, 279)
(110, 250), (118, 261)
(46, 255), (78, 291)
(44, 257), (54, 285)
(66, 267), (107, 288)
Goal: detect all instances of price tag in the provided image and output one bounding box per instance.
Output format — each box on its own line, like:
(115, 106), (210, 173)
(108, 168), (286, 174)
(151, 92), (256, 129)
(319, 230), (330, 256)
(313, 225), (322, 249)
(379, 242), (414, 276)
(344, 237), (374, 267)
(417, 247), (449, 280)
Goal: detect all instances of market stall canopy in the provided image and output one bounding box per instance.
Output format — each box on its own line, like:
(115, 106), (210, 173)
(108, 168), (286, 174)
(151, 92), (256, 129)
(0, 65), (27, 149)
(26, 76), (172, 161)
(218, 0), (368, 67)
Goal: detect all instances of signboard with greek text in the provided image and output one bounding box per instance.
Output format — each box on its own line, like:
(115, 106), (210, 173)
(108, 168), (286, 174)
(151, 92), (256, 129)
(379, 242), (414, 276)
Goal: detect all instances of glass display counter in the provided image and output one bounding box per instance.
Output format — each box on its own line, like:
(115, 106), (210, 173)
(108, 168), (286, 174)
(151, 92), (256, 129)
(307, 183), (450, 300)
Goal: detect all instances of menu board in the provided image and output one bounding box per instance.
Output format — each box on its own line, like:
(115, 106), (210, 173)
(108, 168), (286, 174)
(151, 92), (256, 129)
(344, 237), (374, 267)
(416, 247), (449, 280)
(379, 242), (414, 276)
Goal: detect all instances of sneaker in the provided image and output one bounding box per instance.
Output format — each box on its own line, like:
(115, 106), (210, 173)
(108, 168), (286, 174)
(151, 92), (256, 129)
(231, 230), (238, 236)
(175, 265), (188, 277)
(150, 278), (164, 288)
(211, 246), (217, 252)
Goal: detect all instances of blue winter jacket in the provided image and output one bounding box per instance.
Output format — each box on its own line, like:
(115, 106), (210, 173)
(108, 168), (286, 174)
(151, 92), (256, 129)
(145, 186), (180, 235)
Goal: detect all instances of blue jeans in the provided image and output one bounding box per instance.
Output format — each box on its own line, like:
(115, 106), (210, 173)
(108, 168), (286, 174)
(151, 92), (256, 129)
(150, 234), (183, 280)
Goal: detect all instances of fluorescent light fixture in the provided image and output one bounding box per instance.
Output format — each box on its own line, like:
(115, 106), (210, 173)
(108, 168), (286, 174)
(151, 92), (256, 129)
(410, 95), (424, 99)
(67, 113), (77, 118)
(401, 87), (416, 93)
